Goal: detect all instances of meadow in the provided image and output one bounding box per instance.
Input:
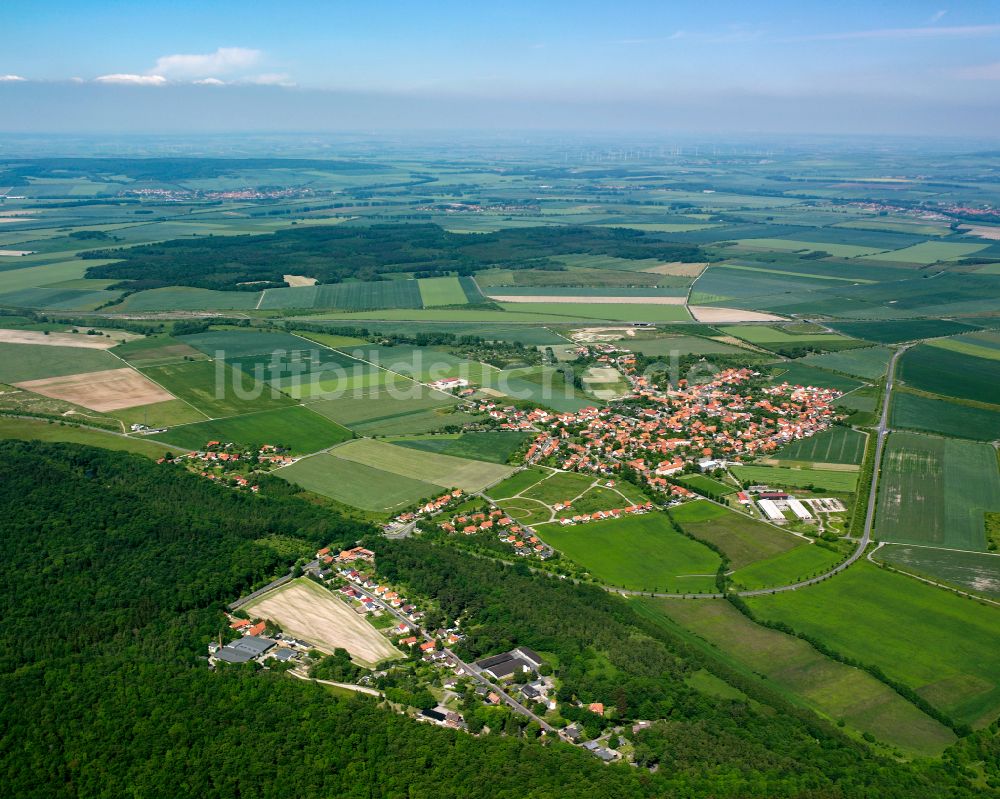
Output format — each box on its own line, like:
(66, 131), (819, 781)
(305, 389), (457, 429)
(278, 453), (441, 513)
(487, 467), (550, 498)
(534, 512), (722, 592)
(141, 360), (296, 418)
(731, 465), (859, 493)
(520, 470), (599, 505)
(329, 438), (514, 493)
(113, 335), (208, 367)
(770, 426), (867, 466)
(636, 598), (956, 756)
(746, 562), (1000, 729)
(675, 474), (734, 496)
(875, 432), (1000, 551)
(0, 342), (119, 383)
(0, 417), (179, 458)
(669, 500), (803, 569)
(729, 543), (845, 590)
(154, 405), (352, 454)
(890, 390), (1000, 441)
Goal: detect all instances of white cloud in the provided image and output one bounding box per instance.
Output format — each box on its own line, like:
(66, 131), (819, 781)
(152, 47), (261, 79)
(801, 24), (1000, 41)
(955, 61), (1000, 80)
(0, 74), (26, 82)
(247, 73), (296, 87)
(95, 73), (168, 86)
(928, 10), (948, 24)
(193, 77), (226, 86)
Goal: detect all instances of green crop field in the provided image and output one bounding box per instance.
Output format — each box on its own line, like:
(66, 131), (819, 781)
(927, 335), (1000, 362)
(352, 406), (479, 436)
(535, 512), (722, 592)
(899, 344), (1000, 405)
(113, 335), (208, 367)
(874, 544), (1000, 598)
(730, 542), (845, 590)
(769, 363), (865, 393)
(797, 346), (892, 379)
(670, 500), (803, 569)
(0, 417), (181, 458)
(179, 330), (314, 358)
(770, 427), (867, 465)
(305, 388), (457, 428)
(864, 240), (988, 264)
(521, 470), (598, 505)
(497, 302), (692, 322)
(732, 237), (889, 258)
(278, 453), (441, 513)
(876, 432), (1000, 551)
(623, 335), (742, 357)
(417, 276), (469, 307)
(828, 319), (981, 344)
(488, 467), (550, 498)
(112, 287), (263, 311)
(637, 598), (955, 756)
(140, 361), (295, 417)
(391, 431), (531, 464)
(153, 405), (352, 454)
(0, 342), (120, 383)
(719, 325), (855, 346)
(746, 562), (1000, 729)
(890, 391), (1000, 441)
(731, 465), (859, 492)
(109, 399), (208, 428)
(329, 438), (514, 493)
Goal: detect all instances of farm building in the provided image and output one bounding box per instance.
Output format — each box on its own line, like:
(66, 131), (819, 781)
(757, 499), (786, 522)
(214, 635), (276, 664)
(786, 499), (813, 521)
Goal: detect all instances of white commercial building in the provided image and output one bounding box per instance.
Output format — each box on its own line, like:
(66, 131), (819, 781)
(757, 498), (785, 522)
(786, 499), (813, 521)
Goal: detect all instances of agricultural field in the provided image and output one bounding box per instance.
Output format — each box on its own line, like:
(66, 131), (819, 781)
(719, 324), (856, 349)
(390, 431), (531, 464)
(890, 390), (1000, 441)
(179, 330), (315, 359)
(898, 343), (1000, 405)
(770, 363), (864, 393)
(328, 438), (514, 493)
(16, 367), (174, 412)
(731, 464), (859, 493)
(863, 240), (988, 264)
(534, 512), (722, 593)
(669, 500), (803, 569)
(746, 562), (1000, 729)
(874, 544), (1000, 598)
(622, 334), (743, 357)
(769, 427), (867, 466)
(675, 474), (734, 497)
(0, 416), (181, 458)
(636, 598), (956, 756)
(242, 578), (401, 666)
(417, 276), (470, 307)
(278, 453), (440, 513)
(154, 405), (352, 454)
(113, 335), (208, 367)
(796, 346), (892, 380)
(828, 319), (982, 344)
(305, 388), (458, 430)
(0, 342), (120, 383)
(729, 542), (846, 590)
(140, 360), (296, 418)
(496, 302), (692, 322)
(875, 432), (1000, 551)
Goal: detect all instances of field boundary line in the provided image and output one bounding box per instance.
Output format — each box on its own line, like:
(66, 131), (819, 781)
(105, 349), (210, 420)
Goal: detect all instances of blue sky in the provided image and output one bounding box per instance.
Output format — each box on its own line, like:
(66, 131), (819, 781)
(2, 1), (999, 134)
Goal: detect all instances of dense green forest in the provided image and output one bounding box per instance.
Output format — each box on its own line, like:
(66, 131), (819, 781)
(84, 224), (705, 290)
(0, 441), (994, 798)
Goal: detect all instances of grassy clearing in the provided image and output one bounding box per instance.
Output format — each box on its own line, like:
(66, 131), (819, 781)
(140, 361), (296, 417)
(746, 562), (1000, 729)
(637, 598), (956, 756)
(670, 500), (802, 569)
(155, 406), (353, 454)
(771, 427), (867, 466)
(731, 465), (858, 493)
(279, 453), (441, 513)
(876, 432), (1000, 551)
(0, 417), (180, 458)
(0, 342), (119, 383)
(535, 512), (721, 592)
(330, 438), (514, 493)
(390, 431), (531, 464)
(488, 467), (550, 498)
(521, 470), (598, 505)
(890, 390), (1000, 441)
(730, 543), (845, 589)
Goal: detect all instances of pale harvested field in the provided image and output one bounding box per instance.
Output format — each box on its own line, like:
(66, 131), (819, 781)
(0, 250), (34, 257)
(486, 294), (686, 305)
(959, 225), (1000, 241)
(689, 306), (786, 323)
(284, 274), (318, 286)
(245, 578), (402, 665)
(0, 329), (118, 349)
(642, 261), (708, 277)
(16, 367), (174, 411)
